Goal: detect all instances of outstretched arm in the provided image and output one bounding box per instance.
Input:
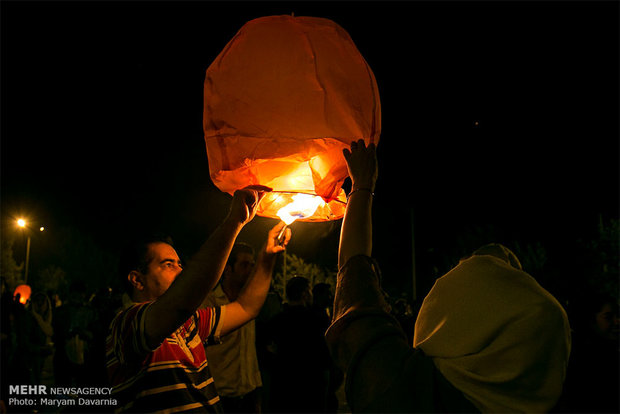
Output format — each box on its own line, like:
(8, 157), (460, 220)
(144, 185), (271, 349)
(328, 142), (455, 413)
(221, 222), (291, 336)
(339, 139), (378, 268)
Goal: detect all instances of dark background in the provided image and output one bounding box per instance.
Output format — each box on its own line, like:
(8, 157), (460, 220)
(2, 1), (618, 301)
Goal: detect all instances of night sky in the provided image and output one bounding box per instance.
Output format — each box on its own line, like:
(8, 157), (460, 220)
(2, 1), (618, 299)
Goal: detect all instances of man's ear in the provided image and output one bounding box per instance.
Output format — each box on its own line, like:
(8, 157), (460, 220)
(128, 271), (145, 291)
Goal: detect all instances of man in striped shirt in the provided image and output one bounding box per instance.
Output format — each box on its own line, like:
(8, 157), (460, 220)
(106, 186), (291, 413)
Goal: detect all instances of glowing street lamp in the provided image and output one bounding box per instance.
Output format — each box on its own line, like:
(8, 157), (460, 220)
(15, 218), (45, 283)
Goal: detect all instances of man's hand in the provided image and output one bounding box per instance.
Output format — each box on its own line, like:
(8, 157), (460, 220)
(265, 221), (291, 256)
(343, 139), (378, 192)
(227, 185), (272, 226)
(339, 139), (377, 268)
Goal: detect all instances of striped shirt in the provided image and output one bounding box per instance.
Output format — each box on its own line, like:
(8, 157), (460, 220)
(106, 302), (225, 413)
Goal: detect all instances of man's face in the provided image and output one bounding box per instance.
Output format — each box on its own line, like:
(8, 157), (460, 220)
(140, 242), (183, 300)
(231, 252), (255, 281)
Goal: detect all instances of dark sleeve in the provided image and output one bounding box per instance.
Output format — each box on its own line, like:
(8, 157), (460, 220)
(325, 254), (402, 373)
(325, 255), (477, 413)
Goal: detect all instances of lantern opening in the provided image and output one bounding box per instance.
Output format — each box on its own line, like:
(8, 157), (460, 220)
(259, 190), (346, 223)
(276, 193), (326, 225)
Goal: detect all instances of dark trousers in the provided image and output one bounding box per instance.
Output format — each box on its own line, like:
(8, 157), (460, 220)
(220, 388), (261, 414)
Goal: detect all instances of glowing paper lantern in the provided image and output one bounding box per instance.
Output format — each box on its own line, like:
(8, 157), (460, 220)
(204, 15), (381, 222)
(13, 284), (31, 305)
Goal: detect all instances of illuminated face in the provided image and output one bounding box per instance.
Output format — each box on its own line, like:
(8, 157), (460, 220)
(141, 242), (183, 300)
(231, 252), (255, 281)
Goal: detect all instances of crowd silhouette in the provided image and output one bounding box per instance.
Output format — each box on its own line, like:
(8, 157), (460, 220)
(1, 280), (123, 413)
(0, 252), (617, 413)
(0, 276), (344, 413)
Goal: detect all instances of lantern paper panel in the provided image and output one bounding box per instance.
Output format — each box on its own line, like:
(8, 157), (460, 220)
(204, 15), (381, 221)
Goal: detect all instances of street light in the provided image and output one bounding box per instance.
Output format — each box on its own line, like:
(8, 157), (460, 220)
(15, 218), (45, 283)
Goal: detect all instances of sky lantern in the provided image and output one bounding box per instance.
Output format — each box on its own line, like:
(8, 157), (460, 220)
(204, 15), (381, 223)
(13, 284), (31, 305)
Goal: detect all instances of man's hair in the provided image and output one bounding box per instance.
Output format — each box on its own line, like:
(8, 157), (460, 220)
(118, 235), (174, 293)
(312, 282), (331, 297)
(286, 276), (310, 302)
(312, 282), (332, 308)
(226, 242), (255, 269)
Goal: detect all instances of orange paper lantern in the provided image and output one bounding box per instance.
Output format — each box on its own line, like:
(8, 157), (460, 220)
(204, 15), (381, 222)
(13, 284), (31, 305)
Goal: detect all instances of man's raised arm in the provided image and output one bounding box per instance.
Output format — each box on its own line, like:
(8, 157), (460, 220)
(145, 185), (271, 349)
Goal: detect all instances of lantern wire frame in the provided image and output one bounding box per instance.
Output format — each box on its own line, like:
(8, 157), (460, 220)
(268, 190), (347, 204)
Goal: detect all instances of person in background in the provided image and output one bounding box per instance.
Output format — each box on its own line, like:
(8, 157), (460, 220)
(53, 281), (94, 386)
(0, 278), (14, 414)
(268, 277), (332, 413)
(556, 291), (618, 413)
(87, 287), (121, 387)
(311, 283), (343, 413)
(326, 139), (571, 413)
(311, 283), (334, 328)
(106, 186), (291, 413)
(28, 292), (54, 384)
(255, 287), (282, 413)
(391, 297), (416, 345)
(202, 242), (263, 413)
(10, 291), (54, 388)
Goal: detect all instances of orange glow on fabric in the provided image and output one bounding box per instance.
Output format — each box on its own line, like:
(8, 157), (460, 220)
(13, 284), (31, 305)
(204, 15), (381, 221)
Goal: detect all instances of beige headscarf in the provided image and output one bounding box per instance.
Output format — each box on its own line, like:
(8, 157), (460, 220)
(414, 244), (571, 413)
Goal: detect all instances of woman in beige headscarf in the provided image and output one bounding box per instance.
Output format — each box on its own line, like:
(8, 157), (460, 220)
(414, 244), (571, 412)
(326, 140), (571, 413)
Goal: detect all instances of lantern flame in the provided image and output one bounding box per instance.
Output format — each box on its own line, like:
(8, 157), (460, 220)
(276, 193), (326, 225)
